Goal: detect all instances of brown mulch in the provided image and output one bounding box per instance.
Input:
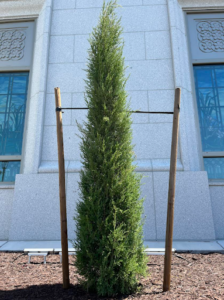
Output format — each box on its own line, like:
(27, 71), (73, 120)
(0, 253), (223, 300)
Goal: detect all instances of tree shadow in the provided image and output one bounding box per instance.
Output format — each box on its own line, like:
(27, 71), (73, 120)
(0, 283), (89, 300)
(0, 283), (166, 300)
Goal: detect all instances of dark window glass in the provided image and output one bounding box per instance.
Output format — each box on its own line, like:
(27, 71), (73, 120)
(0, 72), (29, 156)
(194, 65), (224, 152)
(0, 161), (20, 182)
(204, 158), (224, 179)
(0, 72), (29, 182)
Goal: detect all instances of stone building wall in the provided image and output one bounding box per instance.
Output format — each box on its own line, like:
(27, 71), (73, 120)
(0, 0), (223, 241)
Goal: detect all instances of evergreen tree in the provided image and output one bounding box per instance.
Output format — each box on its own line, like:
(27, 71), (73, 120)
(74, 1), (147, 296)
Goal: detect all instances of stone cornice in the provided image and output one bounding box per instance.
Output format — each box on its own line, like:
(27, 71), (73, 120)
(178, 0), (224, 10)
(0, 0), (46, 20)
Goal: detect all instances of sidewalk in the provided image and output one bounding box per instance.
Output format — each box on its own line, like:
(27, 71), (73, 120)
(0, 240), (224, 253)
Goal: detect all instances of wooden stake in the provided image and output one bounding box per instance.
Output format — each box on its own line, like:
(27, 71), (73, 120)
(163, 88), (181, 292)
(55, 87), (70, 289)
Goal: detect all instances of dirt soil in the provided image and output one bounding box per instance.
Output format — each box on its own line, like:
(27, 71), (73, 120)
(0, 252), (223, 300)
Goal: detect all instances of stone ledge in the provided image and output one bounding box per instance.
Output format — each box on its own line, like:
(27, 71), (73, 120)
(39, 159), (184, 173)
(0, 184), (15, 189)
(1, 240), (223, 253)
(144, 240), (224, 253)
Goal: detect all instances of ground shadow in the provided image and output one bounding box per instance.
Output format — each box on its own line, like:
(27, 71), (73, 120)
(0, 283), (165, 300)
(0, 284), (88, 300)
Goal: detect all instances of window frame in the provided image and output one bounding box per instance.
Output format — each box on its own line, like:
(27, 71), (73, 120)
(0, 21), (35, 184)
(186, 12), (224, 181)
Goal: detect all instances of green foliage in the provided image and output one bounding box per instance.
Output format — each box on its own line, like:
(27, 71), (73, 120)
(74, 0), (147, 296)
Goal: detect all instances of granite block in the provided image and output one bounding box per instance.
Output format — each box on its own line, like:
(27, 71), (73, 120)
(123, 32), (145, 61)
(148, 89), (174, 113)
(51, 9), (100, 35)
(141, 172), (156, 240)
(74, 35), (89, 63)
(149, 113), (173, 123)
(145, 31), (172, 60)
(44, 93), (72, 126)
(9, 174), (61, 240)
(153, 172), (216, 240)
(39, 161), (69, 173)
(49, 35), (74, 63)
(30, 33), (50, 97)
(42, 125), (81, 161)
(135, 160), (153, 172)
(143, 0), (166, 4)
(0, 241), (7, 247)
(217, 240), (224, 249)
(144, 241), (165, 248)
(66, 173), (80, 239)
(47, 63), (86, 93)
(51, 10), (75, 35)
(74, 32), (146, 63)
(126, 60), (174, 91)
(209, 186), (224, 239)
(0, 189), (14, 240)
(172, 241), (223, 253)
(0, 241), (63, 252)
(120, 5), (169, 32)
(72, 93), (88, 126)
(76, 0), (143, 8)
(129, 91), (148, 124)
(53, 0), (76, 9)
(36, 5), (52, 40)
(152, 159), (183, 171)
(132, 123), (174, 159)
(23, 92), (46, 174)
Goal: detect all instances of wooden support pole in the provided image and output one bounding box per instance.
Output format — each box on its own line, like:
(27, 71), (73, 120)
(163, 88), (181, 292)
(55, 87), (70, 289)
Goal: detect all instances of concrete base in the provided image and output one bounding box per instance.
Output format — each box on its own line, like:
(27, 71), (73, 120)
(153, 171), (216, 240)
(0, 240), (73, 252)
(217, 240), (224, 249)
(144, 240), (224, 253)
(173, 241), (224, 253)
(0, 240), (224, 253)
(8, 171), (216, 241)
(209, 186), (224, 239)
(9, 173), (80, 241)
(0, 241), (7, 248)
(0, 189), (14, 240)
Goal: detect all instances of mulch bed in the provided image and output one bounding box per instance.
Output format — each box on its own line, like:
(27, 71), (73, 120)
(0, 252), (223, 299)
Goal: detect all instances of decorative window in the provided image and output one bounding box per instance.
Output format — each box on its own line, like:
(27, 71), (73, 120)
(187, 13), (224, 63)
(187, 14), (224, 180)
(0, 72), (29, 182)
(194, 65), (224, 179)
(0, 21), (34, 183)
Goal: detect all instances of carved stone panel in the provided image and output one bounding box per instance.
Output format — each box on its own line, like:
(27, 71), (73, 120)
(0, 22), (34, 69)
(0, 29), (26, 61)
(187, 13), (224, 62)
(197, 20), (224, 53)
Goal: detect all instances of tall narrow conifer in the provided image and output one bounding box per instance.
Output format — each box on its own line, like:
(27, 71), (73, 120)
(75, 1), (147, 296)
